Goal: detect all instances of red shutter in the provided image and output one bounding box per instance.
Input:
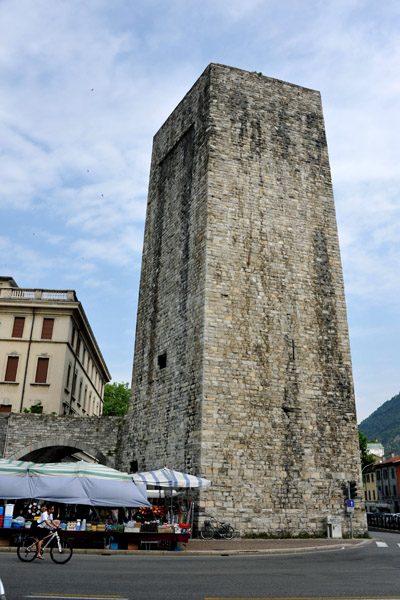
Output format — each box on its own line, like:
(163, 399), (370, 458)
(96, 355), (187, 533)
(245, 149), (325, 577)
(12, 317), (25, 338)
(35, 358), (49, 383)
(41, 318), (54, 340)
(5, 357), (19, 382)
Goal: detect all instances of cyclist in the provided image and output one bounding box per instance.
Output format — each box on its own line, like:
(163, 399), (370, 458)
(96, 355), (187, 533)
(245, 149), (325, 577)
(36, 504), (58, 560)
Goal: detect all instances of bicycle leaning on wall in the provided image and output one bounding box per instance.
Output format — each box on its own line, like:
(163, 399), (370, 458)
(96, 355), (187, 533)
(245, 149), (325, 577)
(17, 527), (73, 564)
(200, 516), (235, 540)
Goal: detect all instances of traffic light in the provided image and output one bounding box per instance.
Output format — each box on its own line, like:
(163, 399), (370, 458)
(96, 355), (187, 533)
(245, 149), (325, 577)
(349, 480), (358, 499)
(342, 483), (348, 499)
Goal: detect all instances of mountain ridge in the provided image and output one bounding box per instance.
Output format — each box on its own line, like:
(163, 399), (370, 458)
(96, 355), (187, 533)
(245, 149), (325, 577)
(359, 391), (400, 456)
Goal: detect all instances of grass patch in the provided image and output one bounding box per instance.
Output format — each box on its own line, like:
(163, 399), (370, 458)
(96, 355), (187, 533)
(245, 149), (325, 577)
(342, 531), (371, 539)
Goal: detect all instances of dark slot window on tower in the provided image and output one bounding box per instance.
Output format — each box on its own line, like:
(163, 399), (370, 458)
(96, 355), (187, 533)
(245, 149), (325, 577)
(12, 317), (25, 338)
(158, 353), (167, 369)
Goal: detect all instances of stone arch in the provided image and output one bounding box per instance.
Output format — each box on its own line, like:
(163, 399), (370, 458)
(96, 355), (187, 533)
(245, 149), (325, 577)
(9, 437), (109, 465)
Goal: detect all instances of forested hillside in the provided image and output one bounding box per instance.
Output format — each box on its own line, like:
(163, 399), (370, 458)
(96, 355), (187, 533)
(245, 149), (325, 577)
(359, 391), (400, 456)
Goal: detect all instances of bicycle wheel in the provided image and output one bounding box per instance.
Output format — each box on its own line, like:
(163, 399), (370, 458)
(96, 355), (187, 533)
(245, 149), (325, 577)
(50, 538), (73, 564)
(221, 525), (235, 540)
(17, 536), (38, 562)
(200, 524), (215, 540)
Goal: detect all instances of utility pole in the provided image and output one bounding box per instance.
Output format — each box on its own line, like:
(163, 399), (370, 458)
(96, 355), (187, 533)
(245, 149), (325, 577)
(347, 480), (353, 538)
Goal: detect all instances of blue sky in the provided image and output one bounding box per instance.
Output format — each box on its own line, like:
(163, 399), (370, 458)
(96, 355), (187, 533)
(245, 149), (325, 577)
(1, 0), (399, 422)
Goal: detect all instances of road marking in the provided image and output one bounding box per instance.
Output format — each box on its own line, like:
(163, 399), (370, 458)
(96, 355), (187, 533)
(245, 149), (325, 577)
(376, 542), (389, 547)
(26, 596), (128, 600)
(25, 593), (126, 600)
(205, 597), (400, 600)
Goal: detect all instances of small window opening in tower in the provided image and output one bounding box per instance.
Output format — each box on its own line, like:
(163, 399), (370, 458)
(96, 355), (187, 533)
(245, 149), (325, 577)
(158, 353), (167, 369)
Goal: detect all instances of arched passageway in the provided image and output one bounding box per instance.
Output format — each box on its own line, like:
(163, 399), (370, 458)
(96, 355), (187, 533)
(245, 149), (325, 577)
(10, 438), (108, 464)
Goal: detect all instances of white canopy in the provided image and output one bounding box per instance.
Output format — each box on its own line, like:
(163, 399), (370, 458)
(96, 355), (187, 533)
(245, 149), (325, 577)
(0, 460), (150, 507)
(132, 467), (211, 488)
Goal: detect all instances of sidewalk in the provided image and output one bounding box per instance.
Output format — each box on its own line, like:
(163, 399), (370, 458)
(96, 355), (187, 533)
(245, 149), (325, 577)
(183, 537), (370, 555)
(0, 537), (371, 556)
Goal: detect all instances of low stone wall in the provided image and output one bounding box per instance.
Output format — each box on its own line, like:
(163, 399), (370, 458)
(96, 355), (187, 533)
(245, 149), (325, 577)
(0, 413), (126, 467)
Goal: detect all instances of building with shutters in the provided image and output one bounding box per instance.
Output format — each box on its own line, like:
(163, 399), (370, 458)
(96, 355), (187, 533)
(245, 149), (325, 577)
(0, 276), (110, 416)
(374, 454), (400, 514)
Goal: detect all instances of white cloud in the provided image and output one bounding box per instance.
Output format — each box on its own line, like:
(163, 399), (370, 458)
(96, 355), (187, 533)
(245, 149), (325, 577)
(72, 225), (144, 267)
(0, 0), (399, 417)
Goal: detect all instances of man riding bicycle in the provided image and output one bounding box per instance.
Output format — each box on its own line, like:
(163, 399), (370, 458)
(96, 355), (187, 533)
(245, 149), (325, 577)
(36, 504), (58, 560)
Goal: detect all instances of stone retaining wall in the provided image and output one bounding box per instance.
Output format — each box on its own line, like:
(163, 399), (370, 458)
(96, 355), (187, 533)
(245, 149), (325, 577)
(0, 413), (125, 467)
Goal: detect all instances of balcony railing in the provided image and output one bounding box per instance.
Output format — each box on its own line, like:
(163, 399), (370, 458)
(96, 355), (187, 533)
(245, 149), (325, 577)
(0, 288), (77, 301)
(367, 513), (400, 530)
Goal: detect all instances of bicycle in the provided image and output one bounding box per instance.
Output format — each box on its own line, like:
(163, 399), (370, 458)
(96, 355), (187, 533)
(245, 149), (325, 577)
(17, 528), (73, 564)
(200, 516), (235, 540)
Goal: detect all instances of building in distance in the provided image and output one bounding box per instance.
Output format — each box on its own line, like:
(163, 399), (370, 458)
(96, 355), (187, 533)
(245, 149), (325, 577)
(374, 454), (400, 514)
(0, 276), (110, 416)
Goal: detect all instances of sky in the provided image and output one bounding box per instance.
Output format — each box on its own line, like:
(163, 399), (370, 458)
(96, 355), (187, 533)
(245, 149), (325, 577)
(1, 0), (399, 423)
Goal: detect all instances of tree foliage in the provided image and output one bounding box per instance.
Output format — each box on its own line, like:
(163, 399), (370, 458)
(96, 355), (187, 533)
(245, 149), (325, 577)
(102, 382), (131, 416)
(358, 430), (376, 470)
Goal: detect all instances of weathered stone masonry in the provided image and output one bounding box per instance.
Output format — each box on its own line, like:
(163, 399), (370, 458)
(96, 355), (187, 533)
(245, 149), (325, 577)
(122, 63), (366, 536)
(0, 413), (125, 467)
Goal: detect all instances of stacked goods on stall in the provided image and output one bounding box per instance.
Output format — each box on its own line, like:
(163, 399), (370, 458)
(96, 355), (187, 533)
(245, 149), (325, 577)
(3, 504), (13, 528)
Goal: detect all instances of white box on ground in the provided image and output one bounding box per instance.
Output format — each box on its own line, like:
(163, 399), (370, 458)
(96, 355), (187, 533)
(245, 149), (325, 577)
(326, 515), (342, 538)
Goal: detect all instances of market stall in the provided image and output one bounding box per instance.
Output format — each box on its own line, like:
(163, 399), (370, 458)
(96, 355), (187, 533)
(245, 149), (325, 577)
(132, 467), (212, 536)
(0, 461), (193, 550)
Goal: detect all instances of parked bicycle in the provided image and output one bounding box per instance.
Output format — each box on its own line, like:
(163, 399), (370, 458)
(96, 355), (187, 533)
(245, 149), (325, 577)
(200, 516), (235, 540)
(17, 528), (73, 564)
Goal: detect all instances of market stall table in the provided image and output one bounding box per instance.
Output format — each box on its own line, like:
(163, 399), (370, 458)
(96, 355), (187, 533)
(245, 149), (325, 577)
(0, 527), (190, 551)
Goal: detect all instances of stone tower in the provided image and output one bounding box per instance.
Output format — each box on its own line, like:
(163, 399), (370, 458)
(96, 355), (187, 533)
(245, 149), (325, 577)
(124, 64), (366, 536)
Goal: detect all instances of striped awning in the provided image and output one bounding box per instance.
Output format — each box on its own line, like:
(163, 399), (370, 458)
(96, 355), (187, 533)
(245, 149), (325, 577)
(132, 467), (211, 488)
(0, 460), (150, 506)
(28, 461), (132, 482)
(0, 459), (34, 476)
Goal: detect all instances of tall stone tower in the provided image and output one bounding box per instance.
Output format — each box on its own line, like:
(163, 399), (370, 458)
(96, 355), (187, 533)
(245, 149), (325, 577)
(124, 64), (366, 535)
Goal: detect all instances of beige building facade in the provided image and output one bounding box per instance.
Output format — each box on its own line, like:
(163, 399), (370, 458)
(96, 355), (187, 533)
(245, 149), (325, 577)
(0, 277), (110, 416)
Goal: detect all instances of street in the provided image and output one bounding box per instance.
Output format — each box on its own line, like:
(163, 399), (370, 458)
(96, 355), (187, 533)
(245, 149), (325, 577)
(1, 532), (400, 600)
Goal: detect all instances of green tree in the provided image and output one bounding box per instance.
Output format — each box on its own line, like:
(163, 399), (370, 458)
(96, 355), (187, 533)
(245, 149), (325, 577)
(102, 382), (131, 416)
(358, 430), (375, 470)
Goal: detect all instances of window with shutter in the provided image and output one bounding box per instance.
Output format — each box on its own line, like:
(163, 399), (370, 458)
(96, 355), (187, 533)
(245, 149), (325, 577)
(66, 364), (71, 389)
(5, 356), (19, 382)
(12, 317), (25, 338)
(35, 357), (49, 383)
(41, 318), (54, 340)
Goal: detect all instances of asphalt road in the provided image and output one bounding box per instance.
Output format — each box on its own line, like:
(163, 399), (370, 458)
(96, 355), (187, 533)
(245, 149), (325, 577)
(1, 531), (400, 600)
